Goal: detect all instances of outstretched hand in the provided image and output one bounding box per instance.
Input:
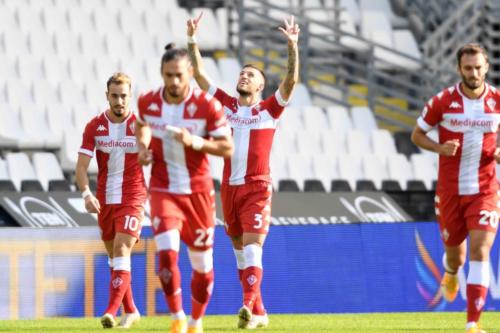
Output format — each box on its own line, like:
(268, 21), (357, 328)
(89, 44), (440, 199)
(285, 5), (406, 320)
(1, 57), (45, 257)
(187, 12), (203, 36)
(278, 15), (300, 43)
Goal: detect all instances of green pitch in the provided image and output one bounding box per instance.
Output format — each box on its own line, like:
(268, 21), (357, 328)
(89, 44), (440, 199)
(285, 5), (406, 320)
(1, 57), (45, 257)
(1, 312), (500, 333)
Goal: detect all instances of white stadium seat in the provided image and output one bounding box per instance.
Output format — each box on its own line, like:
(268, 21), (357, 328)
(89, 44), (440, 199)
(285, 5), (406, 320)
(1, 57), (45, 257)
(94, 57), (121, 83)
(92, 8), (120, 34)
(59, 127), (98, 174)
(17, 7), (44, 32)
(278, 107), (303, 131)
(322, 129), (347, 157)
(287, 153), (314, 191)
(3, 29), (29, 57)
(0, 104), (25, 148)
(362, 154), (388, 190)
(371, 129), (398, 159)
(337, 153), (363, 190)
(325, 106), (353, 138)
(218, 57), (241, 86)
(270, 153), (289, 191)
(387, 153), (413, 190)
(302, 106), (329, 131)
(43, 56), (70, 85)
(201, 57), (222, 86)
(6, 152), (39, 191)
(0, 55), (19, 80)
(118, 8), (147, 35)
(28, 30), (55, 56)
(32, 82), (60, 106)
(0, 7), (18, 32)
(143, 10), (172, 37)
(4, 79), (33, 108)
(351, 106), (378, 132)
(79, 31), (106, 57)
(104, 34), (132, 61)
(410, 153), (437, 190)
(42, 7), (69, 34)
(130, 34), (160, 59)
(54, 31), (81, 57)
(20, 105), (60, 149)
(0, 158), (9, 180)
(68, 55), (97, 83)
(312, 154), (337, 190)
(17, 56), (45, 83)
(191, 8), (223, 50)
(58, 79), (86, 105)
(32, 152), (66, 191)
(346, 129), (371, 156)
(67, 8), (95, 34)
(288, 83), (312, 107)
(297, 129), (322, 156)
(47, 104), (74, 143)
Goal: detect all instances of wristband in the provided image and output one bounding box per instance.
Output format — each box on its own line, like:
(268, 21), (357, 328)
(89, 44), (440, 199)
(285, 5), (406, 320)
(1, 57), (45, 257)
(81, 189), (93, 199)
(191, 135), (204, 151)
(188, 35), (197, 44)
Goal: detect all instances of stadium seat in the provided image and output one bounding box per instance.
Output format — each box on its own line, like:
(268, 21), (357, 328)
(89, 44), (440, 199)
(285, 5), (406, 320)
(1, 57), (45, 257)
(410, 153), (437, 190)
(5, 79), (33, 108)
(304, 179), (326, 192)
(59, 127), (98, 173)
(0, 104), (30, 149)
(79, 31), (106, 57)
(28, 30), (55, 56)
(288, 83), (312, 108)
(407, 180), (435, 221)
(392, 29), (422, 70)
(104, 34), (132, 61)
(67, 7), (95, 34)
(278, 107), (303, 132)
(43, 56), (70, 86)
(272, 127), (297, 155)
(17, 56), (45, 83)
(330, 179), (352, 192)
(0, 7), (18, 32)
(337, 154), (363, 190)
(32, 82), (60, 106)
(54, 32), (81, 57)
(33, 152), (67, 191)
(92, 8), (120, 34)
(94, 58), (121, 83)
(322, 129), (347, 157)
(394, 131), (419, 157)
(325, 106), (352, 137)
(371, 129), (398, 159)
(381, 179), (409, 214)
(356, 179), (377, 191)
(47, 104), (74, 143)
(20, 105), (60, 149)
(0, 180), (17, 192)
(59, 79), (86, 105)
(302, 106), (329, 131)
(387, 154), (413, 190)
(362, 154), (388, 190)
(287, 153), (314, 191)
(201, 57), (223, 86)
(3, 28), (30, 57)
(143, 10), (172, 37)
(351, 106), (378, 132)
(130, 34), (160, 59)
(73, 104), (99, 132)
(167, 6), (190, 47)
(42, 7), (69, 34)
(48, 179), (72, 191)
(6, 152), (39, 191)
(346, 130), (371, 156)
(296, 129), (322, 155)
(118, 8), (147, 35)
(21, 180), (44, 192)
(17, 7), (44, 32)
(278, 179), (300, 192)
(270, 153), (288, 190)
(68, 55), (97, 83)
(312, 154), (337, 191)
(218, 57), (241, 86)
(0, 55), (19, 80)
(192, 8), (222, 50)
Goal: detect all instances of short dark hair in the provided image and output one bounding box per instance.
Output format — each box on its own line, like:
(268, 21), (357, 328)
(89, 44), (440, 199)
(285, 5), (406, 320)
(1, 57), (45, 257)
(106, 72), (131, 90)
(242, 64), (266, 84)
(161, 42), (189, 67)
(456, 43), (489, 67)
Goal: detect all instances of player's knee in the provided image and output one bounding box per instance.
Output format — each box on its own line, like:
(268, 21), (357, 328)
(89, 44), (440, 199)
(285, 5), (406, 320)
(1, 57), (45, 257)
(443, 253), (465, 271)
(469, 243), (491, 261)
(188, 248), (213, 273)
(243, 243), (263, 269)
(155, 229), (180, 251)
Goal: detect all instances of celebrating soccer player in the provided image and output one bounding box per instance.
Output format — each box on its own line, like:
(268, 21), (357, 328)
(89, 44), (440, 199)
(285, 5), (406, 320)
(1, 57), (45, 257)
(187, 13), (299, 329)
(75, 72), (146, 329)
(135, 43), (233, 333)
(412, 43), (500, 333)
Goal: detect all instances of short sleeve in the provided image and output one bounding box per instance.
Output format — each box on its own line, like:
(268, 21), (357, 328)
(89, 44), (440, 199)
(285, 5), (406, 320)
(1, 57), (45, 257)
(263, 90), (287, 119)
(417, 95), (443, 132)
(79, 121), (95, 157)
(209, 85), (232, 107)
(206, 97), (230, 138)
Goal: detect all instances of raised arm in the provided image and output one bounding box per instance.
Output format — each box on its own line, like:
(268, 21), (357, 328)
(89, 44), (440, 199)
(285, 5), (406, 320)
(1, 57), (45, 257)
(278, 16), (300, 101)
(187, 13), (211, 92)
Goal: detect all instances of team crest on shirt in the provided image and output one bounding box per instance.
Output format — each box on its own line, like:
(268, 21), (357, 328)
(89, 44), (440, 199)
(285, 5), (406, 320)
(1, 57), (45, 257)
(487, 98), (496, 111)
(187, 102), (197, 117)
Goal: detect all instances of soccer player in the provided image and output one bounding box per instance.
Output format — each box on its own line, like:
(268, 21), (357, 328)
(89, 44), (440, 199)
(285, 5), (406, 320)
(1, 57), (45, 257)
(412, 43), (500, 333)
(135, 43), (233, 333)
(186, 14), (299, 329)
(75, 72), (146, 329)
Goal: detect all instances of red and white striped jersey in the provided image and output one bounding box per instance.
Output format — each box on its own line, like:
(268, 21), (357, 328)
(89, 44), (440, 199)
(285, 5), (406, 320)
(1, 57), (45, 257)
(79, 111), (147, 205)
(417, 83), (500, 195)
(208, 86), (287, 185)
(138, 86), (229, 194)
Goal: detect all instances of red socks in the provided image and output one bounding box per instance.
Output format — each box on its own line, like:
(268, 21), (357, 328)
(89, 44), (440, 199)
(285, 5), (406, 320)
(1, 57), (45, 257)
(191, 270), (214, 320)
(158, 249), (183, 313)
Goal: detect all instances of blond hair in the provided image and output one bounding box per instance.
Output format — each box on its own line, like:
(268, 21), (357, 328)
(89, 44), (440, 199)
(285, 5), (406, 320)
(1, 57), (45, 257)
(106, 72), (132, 90)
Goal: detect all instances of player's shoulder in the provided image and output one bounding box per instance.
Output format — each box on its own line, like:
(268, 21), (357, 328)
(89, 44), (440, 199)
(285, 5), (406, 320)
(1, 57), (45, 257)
(138, 87), (162, 111)
(486, 83), (500, 100)
(191, 87), (223, 111)
(427, 85), (457, 107)
(83, 111), (106, 132)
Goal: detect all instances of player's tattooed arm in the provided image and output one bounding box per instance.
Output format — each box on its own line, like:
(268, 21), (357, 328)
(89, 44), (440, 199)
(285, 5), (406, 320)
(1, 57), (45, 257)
(187, 13), (211, 91)
(279, 16), (300, 101)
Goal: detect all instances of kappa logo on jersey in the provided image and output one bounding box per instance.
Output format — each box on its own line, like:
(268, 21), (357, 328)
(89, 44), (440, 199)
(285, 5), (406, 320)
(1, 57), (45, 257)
(449, 101), (461, 109)
(487, 98), (496, 111)
(97, 124), (107, 131)
(112, 277), (123, 288)
(147, 103), (160, 111)
(187, 102), (197, 117)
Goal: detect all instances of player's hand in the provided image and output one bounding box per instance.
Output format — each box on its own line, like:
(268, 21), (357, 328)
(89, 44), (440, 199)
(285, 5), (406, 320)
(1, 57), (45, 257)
(174, 127), (193, 147)
(438, 139), (460, 156)
(278, 15), (300, 43)
(187, 12), (203, 37)
(138, 147), (153, 166)
(84, 194), (101, 214)
(494, 147), (500, 163)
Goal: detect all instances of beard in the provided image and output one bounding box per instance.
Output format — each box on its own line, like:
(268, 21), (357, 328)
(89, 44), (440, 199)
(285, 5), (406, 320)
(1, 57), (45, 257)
(461, 75), (484, 90)
(236, 85), (251, 97)
(111, 106), (126, 118)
